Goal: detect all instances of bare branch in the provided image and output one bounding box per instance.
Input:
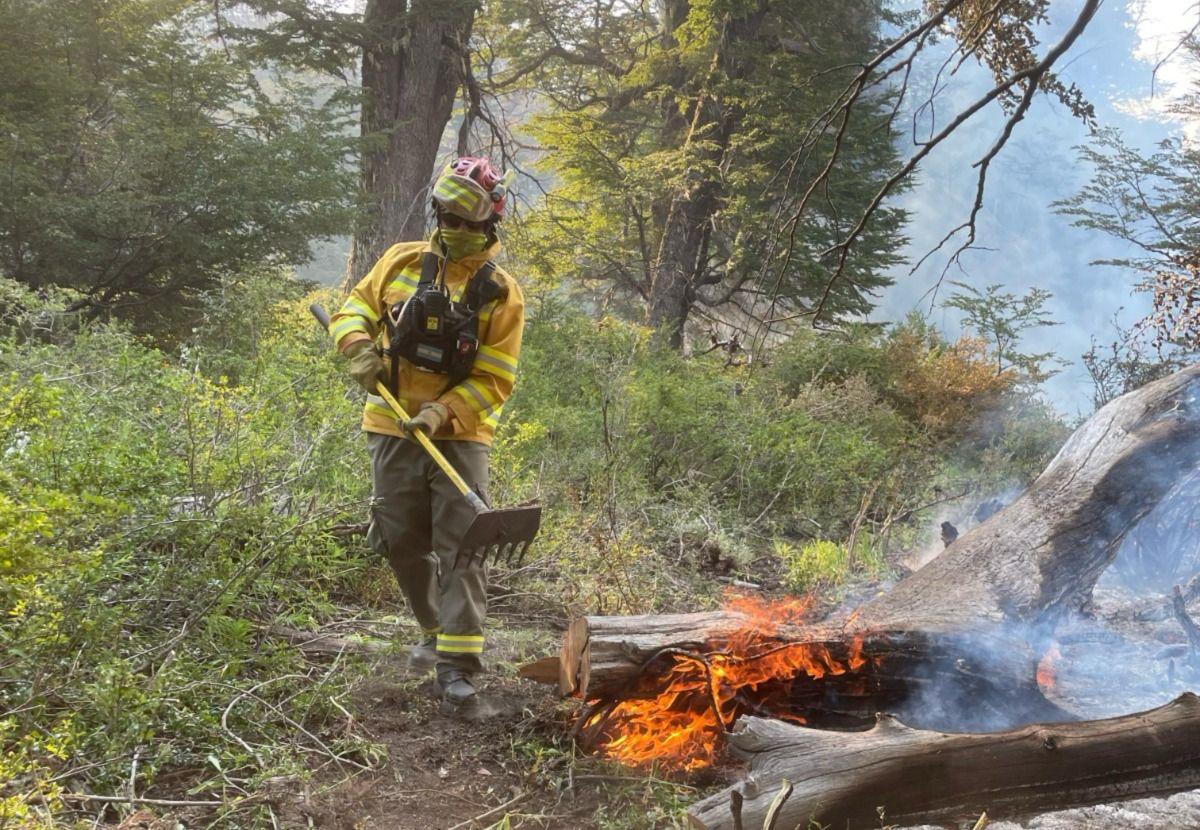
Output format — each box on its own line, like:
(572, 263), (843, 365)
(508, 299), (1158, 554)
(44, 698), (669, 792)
(808, 0), (1101, 323)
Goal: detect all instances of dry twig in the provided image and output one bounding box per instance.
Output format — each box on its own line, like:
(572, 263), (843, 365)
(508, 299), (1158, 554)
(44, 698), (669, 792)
(445, 792), (528, 830)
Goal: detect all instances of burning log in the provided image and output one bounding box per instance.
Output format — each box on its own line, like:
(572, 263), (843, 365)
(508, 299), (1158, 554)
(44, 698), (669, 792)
(547, 363), (1200, 773)
(558, 610), (758, 698)
(687, 693), (1200, 830)
(562, 365), (1200, 698)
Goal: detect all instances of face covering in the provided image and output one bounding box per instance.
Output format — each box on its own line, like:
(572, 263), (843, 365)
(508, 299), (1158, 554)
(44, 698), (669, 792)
(438, 228), (488, 261)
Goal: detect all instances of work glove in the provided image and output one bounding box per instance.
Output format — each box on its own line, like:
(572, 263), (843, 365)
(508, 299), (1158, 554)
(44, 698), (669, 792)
(404, 401), (450, 436)
(344, 340), (384, 393)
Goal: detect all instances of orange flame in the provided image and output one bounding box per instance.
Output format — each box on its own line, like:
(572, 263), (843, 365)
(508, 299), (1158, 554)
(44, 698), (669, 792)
(585, 592), (869, 770)
(1036, 644), (1061, 691)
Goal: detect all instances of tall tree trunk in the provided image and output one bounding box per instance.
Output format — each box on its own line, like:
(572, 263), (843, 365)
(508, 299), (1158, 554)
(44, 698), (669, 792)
(347, 0), (476, 285)
(647, 6), (764, 347)
(647, 139), (726, 347)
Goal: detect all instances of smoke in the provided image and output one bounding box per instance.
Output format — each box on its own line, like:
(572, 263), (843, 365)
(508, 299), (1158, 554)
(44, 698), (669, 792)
(902, 484), (1022, 572)
(884, 579), (1200, 735)
(1103, 469), (1200, 593)
(884, 583), (1200, 733)
(888, 622), (1065, 734)
(892, 447), (1200, 730)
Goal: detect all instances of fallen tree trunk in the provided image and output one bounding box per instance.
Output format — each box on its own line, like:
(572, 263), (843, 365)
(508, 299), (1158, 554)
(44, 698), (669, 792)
(687, 693), (1200, 830)
(558, 365), (1200, 712)
(558, 611), (755, 697)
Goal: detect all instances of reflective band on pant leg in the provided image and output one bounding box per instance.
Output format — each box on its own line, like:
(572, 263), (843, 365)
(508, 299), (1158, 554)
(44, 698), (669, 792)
(436, 633), (485, 654)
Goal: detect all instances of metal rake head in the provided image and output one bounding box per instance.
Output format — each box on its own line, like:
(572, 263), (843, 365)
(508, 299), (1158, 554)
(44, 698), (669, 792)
(452, 502), (541, 569)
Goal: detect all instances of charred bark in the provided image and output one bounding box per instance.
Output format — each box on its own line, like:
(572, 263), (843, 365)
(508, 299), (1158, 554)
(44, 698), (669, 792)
(688, 693), (1200, 830)
(347, 0), (475, 284)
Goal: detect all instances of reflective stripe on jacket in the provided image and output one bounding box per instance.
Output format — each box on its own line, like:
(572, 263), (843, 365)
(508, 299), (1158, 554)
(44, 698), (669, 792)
(329, 237), (525, 446)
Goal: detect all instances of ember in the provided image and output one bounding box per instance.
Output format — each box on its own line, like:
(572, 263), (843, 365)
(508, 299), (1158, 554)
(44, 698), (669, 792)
(583, 593), (868, 770)
(1036, 643), (1061, 691)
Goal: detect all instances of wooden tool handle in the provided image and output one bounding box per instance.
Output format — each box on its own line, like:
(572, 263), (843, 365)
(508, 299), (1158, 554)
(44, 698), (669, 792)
(310, 303), (481, 504)
(372, 381), (482, 504)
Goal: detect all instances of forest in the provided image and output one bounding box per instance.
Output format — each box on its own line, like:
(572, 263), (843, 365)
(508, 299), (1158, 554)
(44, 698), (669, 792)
(4, 0), (1200, 828)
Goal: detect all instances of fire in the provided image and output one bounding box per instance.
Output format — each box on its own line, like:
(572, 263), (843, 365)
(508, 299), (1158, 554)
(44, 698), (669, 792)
(1036, 643), (1061, 690)
(584, 592), (869, 770)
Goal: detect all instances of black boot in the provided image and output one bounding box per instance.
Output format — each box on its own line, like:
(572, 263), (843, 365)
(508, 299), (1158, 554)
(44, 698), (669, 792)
(437, 669), (478, 713)
(407, 635), (438, 671)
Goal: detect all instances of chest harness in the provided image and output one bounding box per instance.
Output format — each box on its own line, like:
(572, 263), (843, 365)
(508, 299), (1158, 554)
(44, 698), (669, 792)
(383, 251), (506, 396)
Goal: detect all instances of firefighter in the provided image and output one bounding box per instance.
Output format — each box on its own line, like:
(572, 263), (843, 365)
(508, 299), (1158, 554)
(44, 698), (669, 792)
(328, 157), (525, 711)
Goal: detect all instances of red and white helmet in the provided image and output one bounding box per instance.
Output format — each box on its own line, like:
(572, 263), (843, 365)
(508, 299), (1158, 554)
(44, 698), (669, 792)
(431, 156), (512, 222)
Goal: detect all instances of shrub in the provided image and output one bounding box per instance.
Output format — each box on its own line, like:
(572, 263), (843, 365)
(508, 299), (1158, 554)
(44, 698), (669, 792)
(0, 275), (378, 824)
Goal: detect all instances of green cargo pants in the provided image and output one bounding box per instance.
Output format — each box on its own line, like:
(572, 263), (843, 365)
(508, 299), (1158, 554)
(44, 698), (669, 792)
(366, 432), (489, 676)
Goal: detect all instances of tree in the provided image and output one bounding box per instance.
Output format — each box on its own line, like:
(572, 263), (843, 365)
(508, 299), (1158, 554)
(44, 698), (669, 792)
(482, 0), (1106, 349)
(943, 281), (1060, 380)
(1082, 325), (1183, 412)
(1057, 116), (1200, 352)
(489, 0), (908, 347)
(0, 0), (354, 322)
(1055, 39), (1200, 402)
(353, 1), (478, 279)
(786, 0), (1101, 328)
(226, 0), (480, 284)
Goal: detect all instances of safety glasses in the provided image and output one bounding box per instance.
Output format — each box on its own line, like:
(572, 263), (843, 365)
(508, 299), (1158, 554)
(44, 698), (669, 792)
(437, 212), (490, 232)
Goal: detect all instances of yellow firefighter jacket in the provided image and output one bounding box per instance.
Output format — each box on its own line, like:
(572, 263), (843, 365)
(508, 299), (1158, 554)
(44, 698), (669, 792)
(329, 236), (525, 446)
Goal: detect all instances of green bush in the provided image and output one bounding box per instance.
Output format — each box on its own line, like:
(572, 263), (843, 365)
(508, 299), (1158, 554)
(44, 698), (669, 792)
(0, 274), (1069, 824)
(0, 276), (378, 825)
(494, 300), (1064, 616)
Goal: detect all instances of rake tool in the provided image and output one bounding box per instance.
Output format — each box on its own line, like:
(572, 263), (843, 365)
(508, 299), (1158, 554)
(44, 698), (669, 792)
(311, 304), (540, 568)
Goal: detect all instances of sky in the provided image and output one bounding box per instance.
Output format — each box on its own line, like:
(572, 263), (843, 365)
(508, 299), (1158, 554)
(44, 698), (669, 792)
(878, 0), (1199, 415)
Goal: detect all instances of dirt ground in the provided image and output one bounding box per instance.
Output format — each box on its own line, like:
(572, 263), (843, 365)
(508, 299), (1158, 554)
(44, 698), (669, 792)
(259, 625), (711, 830)
(284, 669), (582, 830)
(109, 576), (1200, 830)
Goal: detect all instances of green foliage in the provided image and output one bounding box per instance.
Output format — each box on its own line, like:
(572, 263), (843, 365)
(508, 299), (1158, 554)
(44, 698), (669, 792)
(491, 0), (908, 331)
(0, 0), (355, 325)
(0, 275), (377, 824)
(493, 300), (1065, 616)
(943, 282), (1061, 381)
(778, 536), (888, 595)
(1057, 110), (1200, 353)
(1056, 125), (1200, 277)
(779, 539), (842, 593)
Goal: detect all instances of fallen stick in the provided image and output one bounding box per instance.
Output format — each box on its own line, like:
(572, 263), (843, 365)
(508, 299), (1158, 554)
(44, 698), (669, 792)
(687, 693), (1200, 830)
(1137, 574), (1200, 621)
(51, 793), (231, 807)
(268, 625), (391, 656)
(445, 792), (527, 830)
(1173, 584), (1200, 662)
